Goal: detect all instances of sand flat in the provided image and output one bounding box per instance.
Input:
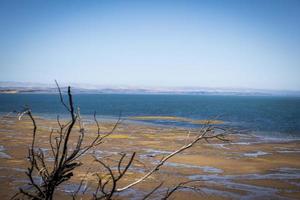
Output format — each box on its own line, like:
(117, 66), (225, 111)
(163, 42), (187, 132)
(0, 116), (300, 199)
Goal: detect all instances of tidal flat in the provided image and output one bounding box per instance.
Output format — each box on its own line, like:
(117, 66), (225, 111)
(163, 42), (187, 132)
(0, 116), (300, 199)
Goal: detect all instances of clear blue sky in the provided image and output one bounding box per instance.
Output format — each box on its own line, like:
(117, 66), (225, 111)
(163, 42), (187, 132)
(0, 0), (300, 90)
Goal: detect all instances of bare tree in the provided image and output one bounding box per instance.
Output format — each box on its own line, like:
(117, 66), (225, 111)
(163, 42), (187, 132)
(12, 82), (229, 200)
(12, 82), (121, 200)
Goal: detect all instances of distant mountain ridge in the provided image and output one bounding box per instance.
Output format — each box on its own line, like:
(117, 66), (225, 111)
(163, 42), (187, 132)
(0, 81), (299, 96)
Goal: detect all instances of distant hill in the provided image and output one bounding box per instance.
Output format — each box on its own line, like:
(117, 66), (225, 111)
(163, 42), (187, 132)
(0, 81), (299, 96)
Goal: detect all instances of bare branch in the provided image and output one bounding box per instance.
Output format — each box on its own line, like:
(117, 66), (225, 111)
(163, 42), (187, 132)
(55, 80), (70, 112)
(117, 127), (227, 192)
(162, 180), (204, 200)
(142, 182), (164, 200)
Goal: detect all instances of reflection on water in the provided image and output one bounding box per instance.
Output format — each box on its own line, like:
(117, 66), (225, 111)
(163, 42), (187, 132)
(243, 151), (270, 157)
(188, 168), (300, 200)
(0, 145), (11, 159)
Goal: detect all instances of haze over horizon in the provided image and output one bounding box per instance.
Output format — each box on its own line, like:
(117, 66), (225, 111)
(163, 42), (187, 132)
(1, 0), (300, 91)
(1, 81), (300, 95)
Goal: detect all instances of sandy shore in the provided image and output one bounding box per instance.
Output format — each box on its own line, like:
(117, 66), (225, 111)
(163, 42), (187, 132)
(0, 116), (300, 199)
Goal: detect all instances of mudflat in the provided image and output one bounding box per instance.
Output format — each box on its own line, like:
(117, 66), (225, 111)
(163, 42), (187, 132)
(0, 116), (300, 199)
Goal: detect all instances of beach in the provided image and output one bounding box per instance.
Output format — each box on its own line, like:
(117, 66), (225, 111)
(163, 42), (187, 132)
(0, 115), (300, 199)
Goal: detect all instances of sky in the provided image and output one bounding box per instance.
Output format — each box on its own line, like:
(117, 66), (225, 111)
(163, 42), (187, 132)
(0, 0), (300, 90)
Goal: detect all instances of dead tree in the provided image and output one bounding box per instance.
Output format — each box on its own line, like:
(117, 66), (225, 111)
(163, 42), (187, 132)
(12, 82), (121, 200)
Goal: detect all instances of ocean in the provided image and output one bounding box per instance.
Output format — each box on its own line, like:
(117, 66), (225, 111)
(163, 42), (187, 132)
(0, 93), (300, 138)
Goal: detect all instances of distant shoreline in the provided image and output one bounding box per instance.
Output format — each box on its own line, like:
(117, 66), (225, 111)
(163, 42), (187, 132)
(1, 88), (300, 97)
(1, 81), (300, 96)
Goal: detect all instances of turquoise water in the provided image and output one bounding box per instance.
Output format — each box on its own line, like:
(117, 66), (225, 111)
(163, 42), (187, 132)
(0, 94), (300, 138)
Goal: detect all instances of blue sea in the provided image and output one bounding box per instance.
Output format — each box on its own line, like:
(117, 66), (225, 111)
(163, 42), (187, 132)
(0, 94), (300, 138)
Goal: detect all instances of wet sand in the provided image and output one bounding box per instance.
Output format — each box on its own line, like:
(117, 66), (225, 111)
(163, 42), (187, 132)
(0, 116), (300, 199)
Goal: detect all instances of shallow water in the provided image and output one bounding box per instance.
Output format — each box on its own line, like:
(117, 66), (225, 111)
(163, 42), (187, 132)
(0, 94), (300, 138)
(188, 168), (300, 200)
(243, 151), (270, 157)
(0, 145), (11, 159)
(164, 162), (224, 174)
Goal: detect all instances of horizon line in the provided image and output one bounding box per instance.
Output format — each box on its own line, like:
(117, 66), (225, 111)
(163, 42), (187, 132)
(0, 80), (300, 93)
